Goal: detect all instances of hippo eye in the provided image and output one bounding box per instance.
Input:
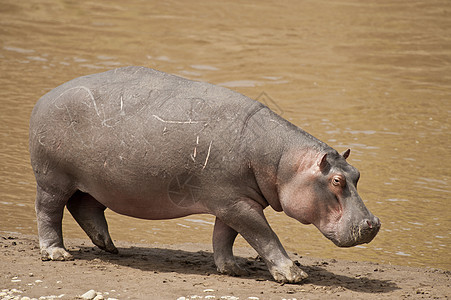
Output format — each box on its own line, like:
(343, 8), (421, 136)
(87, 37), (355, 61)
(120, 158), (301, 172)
(332, 176), (342, 186)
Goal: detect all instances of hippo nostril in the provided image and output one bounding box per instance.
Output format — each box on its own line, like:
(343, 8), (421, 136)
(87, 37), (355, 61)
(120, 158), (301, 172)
(372, 216), (381, 228)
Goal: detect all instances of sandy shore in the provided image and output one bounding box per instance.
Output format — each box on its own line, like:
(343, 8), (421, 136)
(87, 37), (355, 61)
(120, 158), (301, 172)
(0, 232), (449, 299)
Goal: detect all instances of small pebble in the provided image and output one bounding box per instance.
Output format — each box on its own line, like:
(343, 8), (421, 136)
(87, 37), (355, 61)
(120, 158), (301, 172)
(93, 295), (104, 300)
(203, 289), (215, 293)
(80, 290), (97, 300)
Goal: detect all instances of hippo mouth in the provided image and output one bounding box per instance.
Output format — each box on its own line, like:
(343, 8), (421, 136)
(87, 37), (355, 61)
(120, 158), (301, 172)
(325, 217), (381, 248)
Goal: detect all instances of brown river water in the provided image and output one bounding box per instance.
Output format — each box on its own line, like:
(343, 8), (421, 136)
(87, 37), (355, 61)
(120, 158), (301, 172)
(1, 0), (450, 270)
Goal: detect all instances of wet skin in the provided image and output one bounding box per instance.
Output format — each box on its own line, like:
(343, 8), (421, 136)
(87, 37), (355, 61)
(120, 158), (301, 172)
(29, 67), (380, 283)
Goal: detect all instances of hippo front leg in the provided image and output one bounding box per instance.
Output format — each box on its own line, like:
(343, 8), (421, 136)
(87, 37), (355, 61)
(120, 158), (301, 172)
(213, 217), (249, 276)
(215, 198), (308, 283)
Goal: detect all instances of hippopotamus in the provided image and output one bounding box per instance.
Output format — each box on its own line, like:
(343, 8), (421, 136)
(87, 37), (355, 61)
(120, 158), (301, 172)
(29, 66), (380, 283)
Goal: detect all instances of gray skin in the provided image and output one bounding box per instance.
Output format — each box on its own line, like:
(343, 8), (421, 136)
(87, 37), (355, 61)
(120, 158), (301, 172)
(29, 66), (380, 283)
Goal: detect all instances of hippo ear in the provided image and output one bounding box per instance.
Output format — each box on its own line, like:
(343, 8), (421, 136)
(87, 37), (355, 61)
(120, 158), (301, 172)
(318, 153), (329, 172)
(342, 149), (351, 159)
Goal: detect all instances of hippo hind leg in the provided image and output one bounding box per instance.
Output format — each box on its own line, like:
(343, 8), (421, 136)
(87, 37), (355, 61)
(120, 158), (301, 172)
(66, 191), (118, 254)
(35, 184), (74, 261)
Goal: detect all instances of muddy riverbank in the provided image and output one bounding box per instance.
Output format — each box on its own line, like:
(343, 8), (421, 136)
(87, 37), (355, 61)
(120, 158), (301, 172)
(1, 232), (449, 299)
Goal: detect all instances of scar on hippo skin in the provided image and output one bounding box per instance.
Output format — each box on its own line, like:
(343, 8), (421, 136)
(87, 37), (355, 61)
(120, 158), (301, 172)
(30, 66), (381, 284)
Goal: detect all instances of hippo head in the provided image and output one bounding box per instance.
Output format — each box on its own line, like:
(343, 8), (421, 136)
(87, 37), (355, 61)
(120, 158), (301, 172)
(279, 149), (380, 247)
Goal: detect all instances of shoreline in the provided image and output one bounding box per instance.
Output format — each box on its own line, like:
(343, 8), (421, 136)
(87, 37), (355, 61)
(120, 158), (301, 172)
(1, 232), (449, 299)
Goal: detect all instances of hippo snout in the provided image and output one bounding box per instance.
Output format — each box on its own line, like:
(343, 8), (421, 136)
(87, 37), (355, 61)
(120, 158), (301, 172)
(329, 215), (381, 248)
(361, 216), (381, 231)
(349, 215), (381, 247)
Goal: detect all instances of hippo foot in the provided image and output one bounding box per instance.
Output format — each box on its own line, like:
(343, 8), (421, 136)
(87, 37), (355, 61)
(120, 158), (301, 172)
(217, 262), (249, 277)
(92, 236), (118, 254)
(101, 245), (119, 254)
(270, 263), (308, 283)
(41, 247), (74, 261)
